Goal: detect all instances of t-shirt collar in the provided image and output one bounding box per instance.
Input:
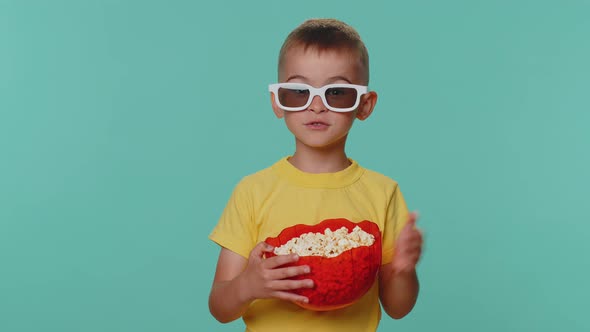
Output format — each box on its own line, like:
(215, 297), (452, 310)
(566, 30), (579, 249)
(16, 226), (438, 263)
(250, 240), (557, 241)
(272, 156), (364, 188)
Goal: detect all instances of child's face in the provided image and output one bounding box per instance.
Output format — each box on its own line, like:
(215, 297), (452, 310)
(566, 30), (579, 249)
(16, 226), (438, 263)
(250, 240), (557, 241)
(271, 47), (377, 150)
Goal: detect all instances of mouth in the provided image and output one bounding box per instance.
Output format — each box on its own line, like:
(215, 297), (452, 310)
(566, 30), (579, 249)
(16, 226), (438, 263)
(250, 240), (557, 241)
(305, 120), (330, 126)
(305, 121), (330, 130)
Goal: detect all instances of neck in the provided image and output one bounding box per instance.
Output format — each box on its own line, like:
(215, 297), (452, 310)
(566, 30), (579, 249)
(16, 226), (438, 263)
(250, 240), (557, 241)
(288, 139), (351, 173)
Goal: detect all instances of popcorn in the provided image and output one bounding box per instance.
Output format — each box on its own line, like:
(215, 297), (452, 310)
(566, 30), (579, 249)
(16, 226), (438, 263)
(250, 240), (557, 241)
(273, 226), (375, 258)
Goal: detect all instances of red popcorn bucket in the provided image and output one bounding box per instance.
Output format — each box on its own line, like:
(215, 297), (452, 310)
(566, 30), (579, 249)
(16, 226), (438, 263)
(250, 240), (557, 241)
(265, 218), (382, 311)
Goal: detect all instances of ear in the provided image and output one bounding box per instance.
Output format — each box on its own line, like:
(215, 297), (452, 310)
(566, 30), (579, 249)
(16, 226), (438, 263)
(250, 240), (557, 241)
(270, 92), (284, 119)
(356, 91), (377, 121)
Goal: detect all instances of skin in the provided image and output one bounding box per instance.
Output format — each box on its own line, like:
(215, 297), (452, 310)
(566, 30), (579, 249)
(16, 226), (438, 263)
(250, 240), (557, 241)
(208, 46), (423, 323)
(271, 47), (375, 173)
(379, 212), (423, 318)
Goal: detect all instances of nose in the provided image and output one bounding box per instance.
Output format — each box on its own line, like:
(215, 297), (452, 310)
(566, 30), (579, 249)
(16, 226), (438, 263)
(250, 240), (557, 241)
(308, 95), (327, 113)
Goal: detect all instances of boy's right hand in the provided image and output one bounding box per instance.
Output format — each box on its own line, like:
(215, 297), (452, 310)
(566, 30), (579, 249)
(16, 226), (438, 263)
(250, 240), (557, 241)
(239, 242), (314, 304)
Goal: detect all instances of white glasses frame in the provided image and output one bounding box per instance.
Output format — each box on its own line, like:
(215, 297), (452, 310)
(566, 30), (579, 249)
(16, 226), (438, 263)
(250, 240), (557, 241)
(268, 83), (368, 112)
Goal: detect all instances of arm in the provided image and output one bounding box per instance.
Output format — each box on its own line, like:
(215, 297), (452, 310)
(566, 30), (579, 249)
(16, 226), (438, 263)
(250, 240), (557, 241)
(378, 212), (423, 319)
(378, 267), (419, 319)
(208, 243), (314, 323)
(208, 248), (251, 323)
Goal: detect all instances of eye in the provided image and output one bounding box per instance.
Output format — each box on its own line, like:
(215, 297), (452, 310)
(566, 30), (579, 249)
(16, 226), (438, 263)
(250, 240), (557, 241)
(326, 88), (347, 96)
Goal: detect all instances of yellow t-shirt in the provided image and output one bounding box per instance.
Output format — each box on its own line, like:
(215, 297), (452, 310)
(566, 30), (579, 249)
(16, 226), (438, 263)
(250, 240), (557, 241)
(209, 157), (409, 332)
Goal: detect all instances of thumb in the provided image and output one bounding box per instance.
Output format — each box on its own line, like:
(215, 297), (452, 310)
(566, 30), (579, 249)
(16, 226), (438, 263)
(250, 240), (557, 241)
(408, 211), (420, 224)
(407, 211), (419, 226)
(251, 241), (275, 259)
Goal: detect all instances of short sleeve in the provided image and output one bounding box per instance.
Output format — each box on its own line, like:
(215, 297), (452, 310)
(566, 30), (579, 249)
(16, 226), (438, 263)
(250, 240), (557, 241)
(209, 179), (258, 259)
(381, 184), (409, 265)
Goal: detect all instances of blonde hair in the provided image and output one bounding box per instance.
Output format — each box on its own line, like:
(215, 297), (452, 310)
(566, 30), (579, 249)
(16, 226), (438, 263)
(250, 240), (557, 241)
(278, 18), (370, 84)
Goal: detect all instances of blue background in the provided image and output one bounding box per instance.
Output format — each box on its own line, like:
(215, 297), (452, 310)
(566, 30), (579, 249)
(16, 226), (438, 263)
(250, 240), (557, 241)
(1, 0), (589, 331)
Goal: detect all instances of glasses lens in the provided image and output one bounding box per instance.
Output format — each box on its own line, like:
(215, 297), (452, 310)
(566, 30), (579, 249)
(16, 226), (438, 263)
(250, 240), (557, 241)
(325, 87), (358, 109)
(278, 87), (310, 108)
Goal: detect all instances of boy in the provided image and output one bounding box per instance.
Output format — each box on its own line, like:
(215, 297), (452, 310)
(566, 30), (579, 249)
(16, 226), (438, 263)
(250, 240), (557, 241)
(208, 18), (423, 331)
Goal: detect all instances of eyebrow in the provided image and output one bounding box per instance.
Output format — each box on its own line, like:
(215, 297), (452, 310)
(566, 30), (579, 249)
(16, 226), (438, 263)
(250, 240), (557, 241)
(286, 75), (353, 84)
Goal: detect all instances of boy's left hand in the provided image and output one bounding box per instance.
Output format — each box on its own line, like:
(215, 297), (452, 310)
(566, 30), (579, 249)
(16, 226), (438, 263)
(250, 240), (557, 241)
(392, 212), (423, 273)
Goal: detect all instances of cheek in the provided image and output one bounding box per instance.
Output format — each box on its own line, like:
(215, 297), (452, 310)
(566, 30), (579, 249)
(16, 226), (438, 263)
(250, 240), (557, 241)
(283, 113), (303, 132)
(283, 113), (298, 124)
(336, 113), (356, 127)
(285, 109), (311, 117)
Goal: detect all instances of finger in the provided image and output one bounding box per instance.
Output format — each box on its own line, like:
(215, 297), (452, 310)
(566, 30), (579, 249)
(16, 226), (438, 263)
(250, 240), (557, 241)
(271, 278), (315, 291)
(400, 237), (422, 252)
(271, 290), (310, 304)
(397, 246), (417, 257)
(405, 242), (423, 253)
(263, 253), (300, 269)
(262, 242), (275, 252)
(405, 249), (422, 262)
(403, 249), (421, 261)
(269, 265), (310, 280)
(399, 212), (419, 237)
(406, 230), (423, 244)
(407, 211), (419, 226)
(250, 242), (273, 259)
(401, 229), (420, 243)
(396, 231), (420, 250)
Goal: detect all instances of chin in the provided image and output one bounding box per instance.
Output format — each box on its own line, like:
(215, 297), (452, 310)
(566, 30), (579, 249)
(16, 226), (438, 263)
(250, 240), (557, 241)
(299, 139), (344, 150)
(309, 134), (349, 147)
